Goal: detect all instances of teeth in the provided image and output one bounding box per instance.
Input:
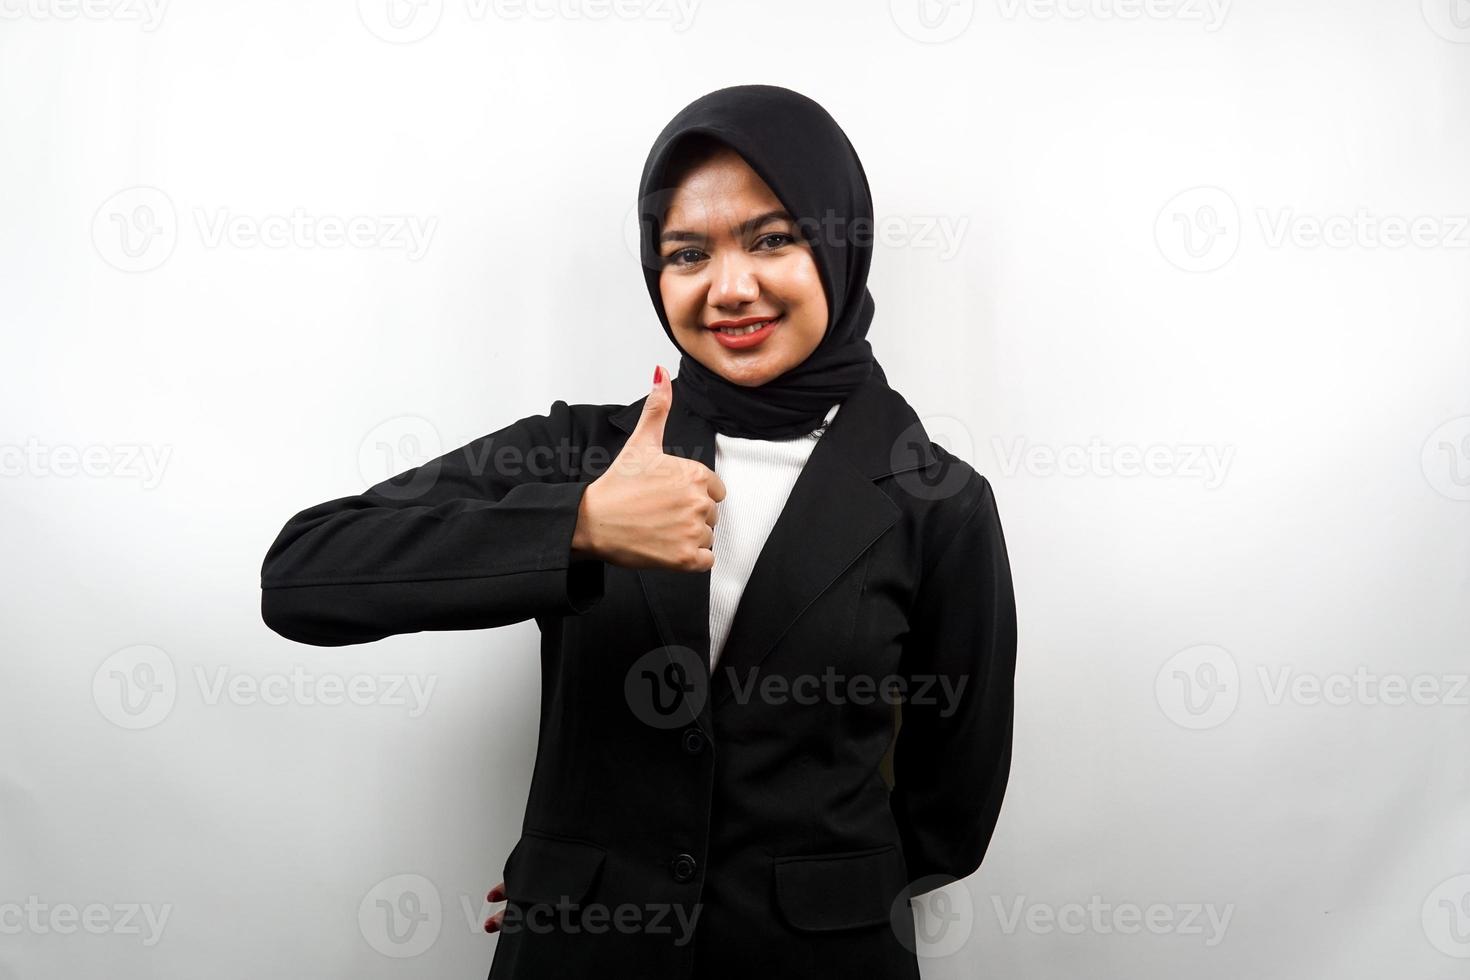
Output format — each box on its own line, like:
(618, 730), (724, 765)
(718, 320), (774, 336)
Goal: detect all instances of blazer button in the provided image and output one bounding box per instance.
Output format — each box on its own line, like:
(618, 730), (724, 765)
(670, 853), (697, 883)
(681, 728), (706, 755)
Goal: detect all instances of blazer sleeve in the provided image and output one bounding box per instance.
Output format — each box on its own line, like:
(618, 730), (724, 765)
(889, 473), (1017, 888)
(259, 400), (606, 646)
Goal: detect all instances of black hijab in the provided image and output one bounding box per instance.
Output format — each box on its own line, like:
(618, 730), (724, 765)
(635, 84), (885, 440)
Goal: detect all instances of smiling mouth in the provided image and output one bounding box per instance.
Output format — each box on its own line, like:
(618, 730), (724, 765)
(705, 315), (783, 350)
(708, 314), (782, 334)
(714, 319), (775, 336)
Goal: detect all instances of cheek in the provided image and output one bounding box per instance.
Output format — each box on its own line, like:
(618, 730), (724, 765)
(773, 257), (828, 342)
(659, 275), (698, 324)
(781, 260), (824, 299)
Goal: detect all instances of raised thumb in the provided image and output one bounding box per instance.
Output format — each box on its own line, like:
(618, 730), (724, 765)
(627, 365), (671, 450)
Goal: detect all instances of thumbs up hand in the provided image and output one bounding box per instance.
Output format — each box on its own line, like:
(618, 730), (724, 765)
(570, 366), (727, 573)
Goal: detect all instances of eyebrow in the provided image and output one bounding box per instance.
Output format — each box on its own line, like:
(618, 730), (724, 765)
(659, 209), (795, 246)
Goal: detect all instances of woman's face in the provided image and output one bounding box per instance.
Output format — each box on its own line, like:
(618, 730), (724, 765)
(658, 147), (829, 388)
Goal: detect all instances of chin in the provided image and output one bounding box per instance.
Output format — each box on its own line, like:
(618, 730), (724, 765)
(721, 366), (780, 387)
(672, 328), (806, 387)
(705, 349), (792, 387)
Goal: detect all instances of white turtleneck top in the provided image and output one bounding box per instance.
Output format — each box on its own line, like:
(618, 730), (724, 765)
(708, 401), (842, 670)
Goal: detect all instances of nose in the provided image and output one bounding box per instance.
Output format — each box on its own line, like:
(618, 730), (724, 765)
(706, 250), (760, 309)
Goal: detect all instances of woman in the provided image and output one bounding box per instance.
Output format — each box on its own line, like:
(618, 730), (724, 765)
(260, 84), (1017, 979)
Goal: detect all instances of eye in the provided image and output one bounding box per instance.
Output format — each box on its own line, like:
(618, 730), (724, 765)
(664, 247), (706, 267)
(755, 232), (796, 251)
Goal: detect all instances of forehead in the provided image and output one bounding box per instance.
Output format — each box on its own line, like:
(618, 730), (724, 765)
(663, 147), (786, 223)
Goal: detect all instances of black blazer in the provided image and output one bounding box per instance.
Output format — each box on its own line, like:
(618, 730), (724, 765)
(259, 374), (1017, 980)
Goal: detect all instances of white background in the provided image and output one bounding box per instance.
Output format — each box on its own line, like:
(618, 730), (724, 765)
(2, 1), (1469, 978)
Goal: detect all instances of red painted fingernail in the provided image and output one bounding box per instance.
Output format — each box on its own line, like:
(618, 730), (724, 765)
(653, 365), (663, 384)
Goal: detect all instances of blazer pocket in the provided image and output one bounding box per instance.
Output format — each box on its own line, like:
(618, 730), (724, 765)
(503, 831), (607, 907)
(772, 844), (907, 932)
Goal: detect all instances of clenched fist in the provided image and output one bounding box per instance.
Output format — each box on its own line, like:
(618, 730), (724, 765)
(571, 366), (726, 573)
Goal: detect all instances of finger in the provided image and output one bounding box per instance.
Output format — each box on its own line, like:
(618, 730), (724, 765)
(692, 546), (715, 573)
(486, 881), (506, 903)
(703, 499), (718, 528)
(484, 909), (505, 933)
(626, 365), (671, 451)
(705, 469), (727, 503)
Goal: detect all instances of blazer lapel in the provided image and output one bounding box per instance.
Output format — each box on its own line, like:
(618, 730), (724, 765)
(709, 425), (895, 707)
(607, 374), (938, 714)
